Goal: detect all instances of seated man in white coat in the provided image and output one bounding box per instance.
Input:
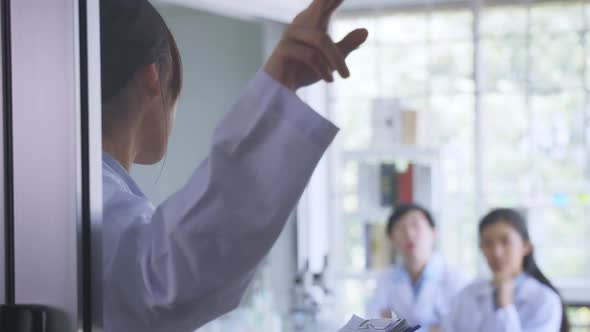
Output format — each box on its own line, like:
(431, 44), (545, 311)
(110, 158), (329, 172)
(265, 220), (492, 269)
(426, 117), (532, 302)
(368, 204), (468, 332)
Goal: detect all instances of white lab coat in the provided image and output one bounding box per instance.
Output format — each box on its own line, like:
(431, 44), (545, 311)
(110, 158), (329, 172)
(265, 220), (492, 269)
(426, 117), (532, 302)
(367, 254), (468, 331)
(101, 70), (339, 332)
(441, 274), (563, 332)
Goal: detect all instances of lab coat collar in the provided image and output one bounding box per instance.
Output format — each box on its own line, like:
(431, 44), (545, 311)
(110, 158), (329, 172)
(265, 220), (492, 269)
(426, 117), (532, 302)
(422, 254), (443, 279)
(390, 253), (444, 299)
(102, 152), (147, 199)
(473, 272), (530, 299)
(392, 253), (444, 282)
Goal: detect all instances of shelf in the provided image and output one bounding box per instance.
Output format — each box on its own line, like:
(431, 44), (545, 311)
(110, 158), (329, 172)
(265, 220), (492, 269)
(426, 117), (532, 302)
(333, 268), (389, 280)
(156, 0), (309, 23)
(340, 146), (441, 164)
(341, 209), (391, 223)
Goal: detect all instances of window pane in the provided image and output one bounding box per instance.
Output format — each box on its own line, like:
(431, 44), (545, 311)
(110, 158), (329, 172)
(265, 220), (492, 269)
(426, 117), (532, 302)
(480, 6), (527, 37)
(430, 94), (474, 150)
(531, 92), (587, 187)
(431, 93), (477, 278)
(430, 94), (475, 192)
(381, 45), (429, 97)
(569, 306), (590, 330)
(430, 42), (474, 93)
(530, 3), (585, 34)
(332, 16), (378, 43)
(333, 45), (379, 99)
(528, 206), (590, 284)
(439, 192), (478, 276)
(539, 247), (589, 279)
(480, 37), (527, 93)
(331, 4), (590, 284)
(430, 10), (472, 40)
(486, 191), (523, 207)
(587, 33), (590, 90)
(376, 13), (428, 44)
(538, 206), (589, 247)
(530, 33), (585, 92)
(482, 93), (529, 190)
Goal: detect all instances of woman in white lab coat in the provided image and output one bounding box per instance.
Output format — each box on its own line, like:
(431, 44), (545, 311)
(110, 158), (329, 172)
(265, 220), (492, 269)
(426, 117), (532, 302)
(442, 208), (570, 332)
(368, 204), (469, 332)
(99, 0), (368, 331)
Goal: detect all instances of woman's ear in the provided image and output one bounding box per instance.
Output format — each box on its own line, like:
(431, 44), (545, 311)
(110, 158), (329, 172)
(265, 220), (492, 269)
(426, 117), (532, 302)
(137, 63), (161, 98)
(388, 232), (397, 247)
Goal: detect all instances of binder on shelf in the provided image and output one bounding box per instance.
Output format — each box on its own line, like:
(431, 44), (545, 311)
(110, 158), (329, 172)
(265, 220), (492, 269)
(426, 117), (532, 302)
(379, 163), (397, 207)
(397, 164), (414, 205)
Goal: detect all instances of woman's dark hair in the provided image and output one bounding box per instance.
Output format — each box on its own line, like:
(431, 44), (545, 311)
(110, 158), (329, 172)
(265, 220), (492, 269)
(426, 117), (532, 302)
(100, 0), (182, 104)
(386, 203), (435, 236)
(479, 208), (570, 332)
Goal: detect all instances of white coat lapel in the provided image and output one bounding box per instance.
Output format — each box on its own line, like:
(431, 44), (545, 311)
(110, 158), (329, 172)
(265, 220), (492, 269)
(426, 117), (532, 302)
(388, 269), (415, 320)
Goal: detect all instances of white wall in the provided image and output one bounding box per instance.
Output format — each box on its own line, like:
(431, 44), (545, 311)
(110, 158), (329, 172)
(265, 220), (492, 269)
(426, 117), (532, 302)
(131, 5), (264, 204)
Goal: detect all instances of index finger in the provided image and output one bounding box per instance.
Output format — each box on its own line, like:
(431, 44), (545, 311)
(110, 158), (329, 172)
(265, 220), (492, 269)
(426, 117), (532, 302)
(307, 0), (345, 20)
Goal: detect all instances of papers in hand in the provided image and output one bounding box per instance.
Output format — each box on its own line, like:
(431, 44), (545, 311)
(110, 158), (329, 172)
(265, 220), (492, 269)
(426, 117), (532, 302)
(336, 315), (420, 332)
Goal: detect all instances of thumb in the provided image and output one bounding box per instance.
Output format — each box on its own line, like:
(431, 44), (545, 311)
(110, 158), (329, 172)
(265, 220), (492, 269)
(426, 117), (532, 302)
(336, 28), (369, 57)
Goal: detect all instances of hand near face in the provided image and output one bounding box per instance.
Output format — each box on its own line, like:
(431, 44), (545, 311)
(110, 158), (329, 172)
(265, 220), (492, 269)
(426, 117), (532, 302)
(493, 272), (517, 308)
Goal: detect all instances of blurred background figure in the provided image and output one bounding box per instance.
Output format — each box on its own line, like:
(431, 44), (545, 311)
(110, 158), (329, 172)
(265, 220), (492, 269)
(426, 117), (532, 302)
(442, 209), (569, 332)
(368, 204), (468, 332)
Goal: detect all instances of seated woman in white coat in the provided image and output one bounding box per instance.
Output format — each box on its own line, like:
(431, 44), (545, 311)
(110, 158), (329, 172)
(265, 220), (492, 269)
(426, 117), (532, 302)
(442, 208), (570, 332)
(99, 0), (368, 331)
(368, 204), (468, 332)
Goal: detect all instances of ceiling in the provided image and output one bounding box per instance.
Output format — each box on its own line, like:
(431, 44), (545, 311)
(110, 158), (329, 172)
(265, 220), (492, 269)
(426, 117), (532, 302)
(155, 0), (310, 22)
(154, 0), (428, 23)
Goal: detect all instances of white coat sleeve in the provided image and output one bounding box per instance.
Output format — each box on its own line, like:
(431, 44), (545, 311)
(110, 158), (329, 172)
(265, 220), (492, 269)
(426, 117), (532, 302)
(440, 290), (463, 332)
(480, 293), (562, 332)
(435, 268), (470, 325)
(104, 70), (339, 332)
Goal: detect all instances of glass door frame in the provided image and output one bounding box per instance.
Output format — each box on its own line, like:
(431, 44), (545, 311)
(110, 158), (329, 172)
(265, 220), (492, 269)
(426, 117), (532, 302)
(3, 0), (102, 330)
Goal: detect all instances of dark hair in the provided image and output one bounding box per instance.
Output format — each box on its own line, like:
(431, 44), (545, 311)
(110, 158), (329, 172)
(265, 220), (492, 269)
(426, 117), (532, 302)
(100, 0), (182, 103)
(386, 203), (435, 236)
(479, 208), (570, 332)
